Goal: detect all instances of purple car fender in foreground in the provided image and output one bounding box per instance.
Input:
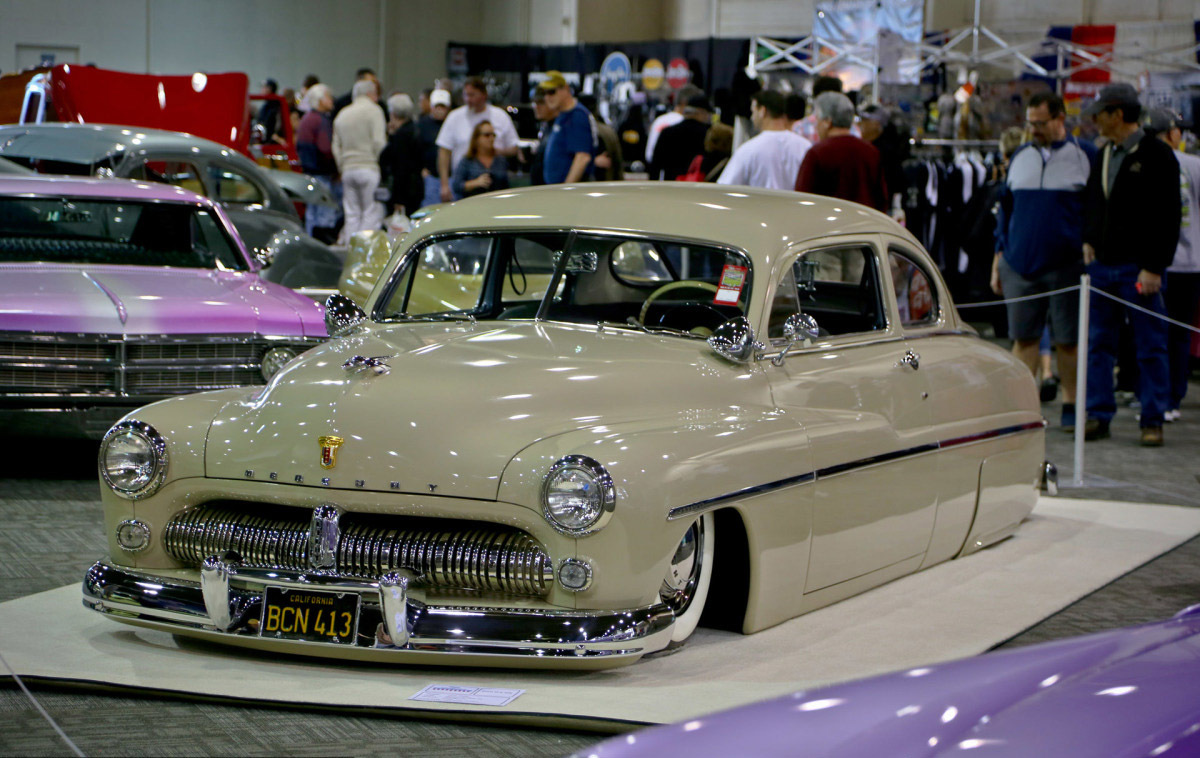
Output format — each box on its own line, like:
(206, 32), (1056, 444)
(581, 606), (1200, 758)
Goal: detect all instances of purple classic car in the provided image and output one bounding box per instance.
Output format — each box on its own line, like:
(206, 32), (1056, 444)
(581, 605), (1200, 757)
(0, 175), (325, 437)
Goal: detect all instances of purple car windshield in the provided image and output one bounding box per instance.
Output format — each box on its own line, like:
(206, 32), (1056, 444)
(0, 196), (247, 271)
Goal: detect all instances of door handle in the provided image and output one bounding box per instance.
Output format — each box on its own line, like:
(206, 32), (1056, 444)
(898, 349), (920, 370)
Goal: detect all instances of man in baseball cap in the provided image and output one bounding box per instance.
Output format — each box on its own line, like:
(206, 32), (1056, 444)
(1081, 82), (1142, 119)
(1081, 82), (1180, 446)
(537, 71), (597, 184)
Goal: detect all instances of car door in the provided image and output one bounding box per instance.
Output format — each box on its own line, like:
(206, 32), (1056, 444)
(882, 237), (1039, 566)
(764, 237), (938, 593)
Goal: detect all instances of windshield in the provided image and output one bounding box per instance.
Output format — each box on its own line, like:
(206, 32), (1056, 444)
(377, 231), (750, 337)
(0, 196), (247, 270)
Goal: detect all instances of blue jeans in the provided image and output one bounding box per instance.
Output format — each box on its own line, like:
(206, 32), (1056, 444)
(1085, 262), (1170, 427)
(421, 175), (441, 209)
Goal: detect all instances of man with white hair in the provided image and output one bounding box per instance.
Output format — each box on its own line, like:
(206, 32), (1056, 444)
(380, 93), (422, 216)
(296, 82), (338, 239)
(794, 91), (887, 211)
(333, 78), (387, 240)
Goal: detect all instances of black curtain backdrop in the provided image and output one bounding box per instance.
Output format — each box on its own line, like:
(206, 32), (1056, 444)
(447, 38), (759, 121)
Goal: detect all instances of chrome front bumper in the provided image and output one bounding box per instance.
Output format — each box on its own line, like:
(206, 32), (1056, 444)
(82, 559), (676, 668)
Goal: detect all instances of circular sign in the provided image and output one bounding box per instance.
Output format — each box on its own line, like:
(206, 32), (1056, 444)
(600, 52), (632, 98)
(666, 57), (690, 89)
(642, 58), (664, 91)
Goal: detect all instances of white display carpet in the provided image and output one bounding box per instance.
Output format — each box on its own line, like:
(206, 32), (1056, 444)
(2, 497), (1198, 729)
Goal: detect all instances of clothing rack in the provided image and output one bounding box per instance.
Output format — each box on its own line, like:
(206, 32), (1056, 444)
(909, 137), (1001, 150)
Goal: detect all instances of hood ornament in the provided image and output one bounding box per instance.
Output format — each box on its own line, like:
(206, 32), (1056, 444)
(342, 354), (390, 375)
(318, 435), (344, 469)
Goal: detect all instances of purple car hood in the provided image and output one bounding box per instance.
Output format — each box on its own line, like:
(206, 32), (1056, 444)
(585, 608), (1200, 758)
(0, 263), (324, 337)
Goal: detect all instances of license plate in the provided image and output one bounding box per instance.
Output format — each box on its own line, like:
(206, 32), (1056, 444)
(260, 586), (360, 644)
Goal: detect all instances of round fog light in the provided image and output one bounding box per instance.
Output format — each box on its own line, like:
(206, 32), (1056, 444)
(558, 559), (593, 592)
(261, 346), (298, 380)
(115, 519), (151, 552)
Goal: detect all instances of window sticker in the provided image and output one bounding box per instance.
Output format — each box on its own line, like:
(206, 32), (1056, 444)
(714, 264), (747, 305)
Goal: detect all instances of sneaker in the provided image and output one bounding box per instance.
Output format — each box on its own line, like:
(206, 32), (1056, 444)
(1040, 378), (1059, 403)
(1061, 403), (1076, 432)
(1084, 418), (1111, 441)
(1140, 426), (1164, 446)
(1166, 409), (1181, 423)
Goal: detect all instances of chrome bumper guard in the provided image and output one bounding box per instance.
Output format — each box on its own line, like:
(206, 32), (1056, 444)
(82, 558), (676, 662)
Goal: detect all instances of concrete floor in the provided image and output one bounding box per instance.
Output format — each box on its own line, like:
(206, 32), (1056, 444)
(1, 377), (1197, 757)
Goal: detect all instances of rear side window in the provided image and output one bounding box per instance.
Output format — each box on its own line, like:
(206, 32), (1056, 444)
(207, 165), (265, 205)
(888, 248), (938, 327)
(131, 160), (207, 197)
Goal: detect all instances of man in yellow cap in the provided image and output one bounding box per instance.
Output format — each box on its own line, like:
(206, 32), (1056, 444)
(538, 71), (597, 184)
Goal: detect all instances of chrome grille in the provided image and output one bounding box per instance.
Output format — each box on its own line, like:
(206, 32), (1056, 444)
(0, 340), (116, 361)
(127, 343), (261, 363)
(0, 367), (115, 390)
(1, 334), (314, 400)
(163, 503), (553, 597)
(126, 368), (262, 393)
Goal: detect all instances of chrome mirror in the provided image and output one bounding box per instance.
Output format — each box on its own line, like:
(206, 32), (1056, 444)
(708, 317), (762, 364)
(773, 313), (821, 366)
(324, 294), (366, 336)
(783, 313), (820, 343)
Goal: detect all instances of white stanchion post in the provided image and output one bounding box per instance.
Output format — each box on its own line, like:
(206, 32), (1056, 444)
(1073, 274), (1090, 487)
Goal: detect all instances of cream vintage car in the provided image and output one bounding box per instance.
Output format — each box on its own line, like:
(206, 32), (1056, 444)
(83, 183), (1049, 669)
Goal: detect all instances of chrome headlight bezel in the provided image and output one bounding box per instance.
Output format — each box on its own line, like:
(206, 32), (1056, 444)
(99, 420), (168, 500)
(541, 455), (616, 536)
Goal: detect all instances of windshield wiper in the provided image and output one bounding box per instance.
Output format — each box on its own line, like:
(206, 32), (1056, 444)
(384, 312), (477, 324)
(594, 318), (704, 340)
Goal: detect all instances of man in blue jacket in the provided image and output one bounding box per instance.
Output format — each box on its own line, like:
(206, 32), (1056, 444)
(1081, 83), (1180, 446)
(993, 92), (1094, 430)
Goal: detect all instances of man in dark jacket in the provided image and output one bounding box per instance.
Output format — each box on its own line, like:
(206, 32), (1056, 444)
(1081, 82), (1180, 446)
(648, 94), (712, 181)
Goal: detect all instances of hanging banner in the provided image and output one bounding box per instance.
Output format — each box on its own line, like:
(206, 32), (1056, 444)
(813, 0), (924, 87)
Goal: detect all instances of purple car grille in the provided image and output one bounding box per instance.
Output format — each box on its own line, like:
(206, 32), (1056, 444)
(0, 336), (297, 397)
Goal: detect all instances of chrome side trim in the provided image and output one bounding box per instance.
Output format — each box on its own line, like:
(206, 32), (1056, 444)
(83, 561), (675, 662)
(667, 471), (816, 521)
(667, 421), (1044, 520)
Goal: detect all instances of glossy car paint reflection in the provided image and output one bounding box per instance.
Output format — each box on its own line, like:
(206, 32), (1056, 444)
(83, 183), (1044, 667)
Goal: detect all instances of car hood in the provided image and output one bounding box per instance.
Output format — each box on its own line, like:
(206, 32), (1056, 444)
(0, 263), (322, 336)
(205, 321), (749, 499)
(584, 610), (1200, 758)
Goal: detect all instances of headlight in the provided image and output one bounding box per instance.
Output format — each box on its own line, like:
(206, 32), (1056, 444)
(541, 455), (615, 535)
(99, 420), (168, 500)
(261, 346), (298, 380)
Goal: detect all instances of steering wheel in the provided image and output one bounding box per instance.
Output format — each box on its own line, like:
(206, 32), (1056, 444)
(638, 281), (727, 335)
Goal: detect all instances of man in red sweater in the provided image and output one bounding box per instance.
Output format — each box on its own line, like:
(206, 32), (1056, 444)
(794, 91), (887, 211)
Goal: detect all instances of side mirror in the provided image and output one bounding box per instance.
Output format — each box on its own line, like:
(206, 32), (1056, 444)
(772, 313), (821, 366)
(783, 313), (820, 343)
(324, 293), (366, 337)
(708, 317), (762, 364)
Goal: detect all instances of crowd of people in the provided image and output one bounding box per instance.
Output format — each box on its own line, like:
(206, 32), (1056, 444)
(260, 70), (1197, 443)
